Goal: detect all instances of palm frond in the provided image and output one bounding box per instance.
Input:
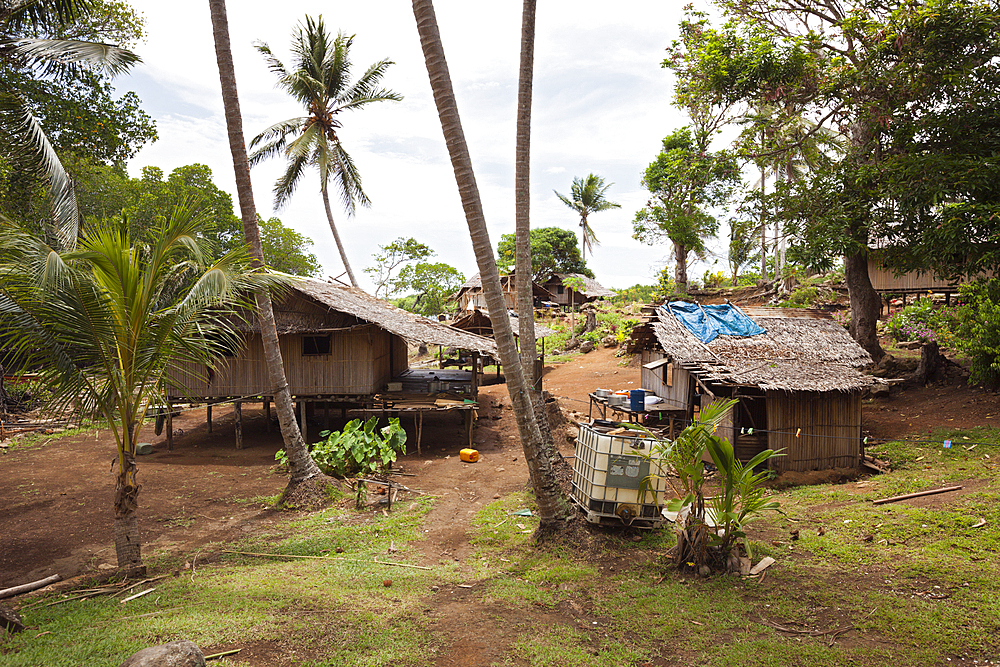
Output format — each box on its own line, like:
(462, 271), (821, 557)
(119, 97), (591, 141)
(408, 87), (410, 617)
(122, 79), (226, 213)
(0, 92), (79, 248)
(335, 59), (402, 109)
(319, 139), (369, 214)
(13, 38), (140, 76)
(273, 151), (310, 209)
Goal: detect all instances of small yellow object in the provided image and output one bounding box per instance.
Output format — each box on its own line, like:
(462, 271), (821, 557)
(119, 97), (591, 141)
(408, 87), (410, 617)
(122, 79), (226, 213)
(460, 448), (479, 463)
(796, 428), (801, 438)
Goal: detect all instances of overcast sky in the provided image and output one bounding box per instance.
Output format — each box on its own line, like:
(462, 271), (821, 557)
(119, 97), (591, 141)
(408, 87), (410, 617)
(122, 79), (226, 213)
(118, 1), (707, 293)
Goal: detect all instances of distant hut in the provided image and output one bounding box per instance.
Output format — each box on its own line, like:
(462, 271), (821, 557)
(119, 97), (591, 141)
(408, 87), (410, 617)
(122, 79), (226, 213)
(451, 309), (557, 389)
(626, 304), (880, 472)
(866, 250), (966, 295)
(451, 272), (555, 312)
(541, 273), (614, 308)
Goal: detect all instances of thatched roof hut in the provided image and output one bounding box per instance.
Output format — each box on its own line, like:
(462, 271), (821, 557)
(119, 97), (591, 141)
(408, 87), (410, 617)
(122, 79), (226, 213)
(541, 273), (615, 306)
(168, 279), (496, 402)
(451, 272), (555, 312)
(627, 304), (880, 472)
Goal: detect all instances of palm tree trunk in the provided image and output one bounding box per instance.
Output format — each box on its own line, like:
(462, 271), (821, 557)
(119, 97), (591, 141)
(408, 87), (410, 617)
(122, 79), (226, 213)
(321, 185), (358, 288)
(113, 419), (141, 568)
(208, 0), (322, 485)
(514, 0), (556, 462)
(579, 214), (588, 263)
(411, 0), (568, 528)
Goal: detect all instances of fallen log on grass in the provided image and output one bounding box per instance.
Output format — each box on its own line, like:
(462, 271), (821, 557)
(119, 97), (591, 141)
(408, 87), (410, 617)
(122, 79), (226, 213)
(0, 573), (61, 600)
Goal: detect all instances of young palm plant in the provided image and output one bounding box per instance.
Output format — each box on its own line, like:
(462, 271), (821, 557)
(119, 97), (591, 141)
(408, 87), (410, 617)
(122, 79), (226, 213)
(249, 16), (402, 288)
(632, 399), (781, 572)
(0, 205), (275, 568)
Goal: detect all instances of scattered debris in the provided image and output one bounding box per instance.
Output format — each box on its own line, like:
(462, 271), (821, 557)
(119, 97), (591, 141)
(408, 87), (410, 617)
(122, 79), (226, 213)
(749, 557), (775, 576)
(0, 573), (61, 600)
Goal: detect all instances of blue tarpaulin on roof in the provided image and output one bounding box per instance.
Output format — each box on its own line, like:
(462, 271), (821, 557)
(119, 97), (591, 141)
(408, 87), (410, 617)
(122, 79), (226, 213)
(664, 302), (767, 344)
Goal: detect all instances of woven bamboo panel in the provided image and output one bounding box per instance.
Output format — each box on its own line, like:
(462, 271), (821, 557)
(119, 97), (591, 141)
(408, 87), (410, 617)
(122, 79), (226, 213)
(766, 390), (861, 472)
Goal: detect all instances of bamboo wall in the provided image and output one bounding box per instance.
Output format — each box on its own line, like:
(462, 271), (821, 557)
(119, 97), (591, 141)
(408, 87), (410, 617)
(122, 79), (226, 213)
(639, 350), (692, 410)
(766, 390), (861, 472)
(866, 257), (964, 293)
(166, 325), (406, 399)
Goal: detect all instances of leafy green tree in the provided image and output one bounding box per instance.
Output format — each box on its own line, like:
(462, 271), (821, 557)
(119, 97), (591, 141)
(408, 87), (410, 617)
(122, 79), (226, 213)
(728, 217), (761, 283)
(364, 236), (433, 298)
(258, 216), (321, 277)
(0, 0), (141, 245)
(953, 279), (1000, 389)
(0, 205), (273, 568)
(394, 261), (464, 316)
(553, 174), (620, 263)
(249, 16), (402, 288)
(633, 127), (740, 294)
(676, 0), (1000, 362)
(496, 226), (592, 282)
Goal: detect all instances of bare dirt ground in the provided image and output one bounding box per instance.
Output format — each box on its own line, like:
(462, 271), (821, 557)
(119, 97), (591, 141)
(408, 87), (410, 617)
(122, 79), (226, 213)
(2, 342), (998, 665)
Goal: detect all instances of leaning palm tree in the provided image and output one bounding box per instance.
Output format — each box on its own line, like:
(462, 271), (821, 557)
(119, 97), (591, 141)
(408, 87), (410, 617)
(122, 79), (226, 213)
(208, 0), (324, 496)
(0, 206), (272, 569)
(248, 17), (402, 288)
(0, 0), (139, 248)
(554, 174), (620, 263)
(411, 0), (570, 532)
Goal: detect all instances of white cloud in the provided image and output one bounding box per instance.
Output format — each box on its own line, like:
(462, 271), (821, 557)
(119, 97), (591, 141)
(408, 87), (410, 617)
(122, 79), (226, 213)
(120, 0), (701, 291)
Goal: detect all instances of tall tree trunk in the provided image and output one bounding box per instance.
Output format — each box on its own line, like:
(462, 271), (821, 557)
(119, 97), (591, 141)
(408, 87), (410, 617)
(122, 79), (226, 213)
(113, 419), (141, 568)
(845, 248), (885, 363)
(580, 214), (588, 263)
(674, 242), (688, 294)
(209, 0), (322, 486)
(411, 0), (569, 528)
(514, 0), (556, 461)
(321, 185), (358, 288)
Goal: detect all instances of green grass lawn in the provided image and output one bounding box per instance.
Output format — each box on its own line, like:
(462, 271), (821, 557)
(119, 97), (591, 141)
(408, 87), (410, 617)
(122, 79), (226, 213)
(3, 432), (999, 666)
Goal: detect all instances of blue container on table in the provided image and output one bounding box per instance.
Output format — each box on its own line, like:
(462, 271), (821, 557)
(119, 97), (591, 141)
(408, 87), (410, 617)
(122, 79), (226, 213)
(629, 389), (645, 412)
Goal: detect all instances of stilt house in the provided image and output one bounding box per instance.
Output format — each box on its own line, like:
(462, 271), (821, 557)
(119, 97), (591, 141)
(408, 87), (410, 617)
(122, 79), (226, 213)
(540, 274), (614, 308)
(626, 303), (880, 472)
(166, 278), (497, 403)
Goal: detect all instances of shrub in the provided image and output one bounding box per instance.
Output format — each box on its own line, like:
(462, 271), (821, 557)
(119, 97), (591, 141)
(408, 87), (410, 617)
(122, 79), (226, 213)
(276, 417), (407, 478)
(777, 285), (819, 308)
(953, 279), (1000, 389)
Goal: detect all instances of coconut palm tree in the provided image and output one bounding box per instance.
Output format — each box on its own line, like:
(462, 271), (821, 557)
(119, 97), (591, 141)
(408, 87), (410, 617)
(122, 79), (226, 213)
(0, 205), (271, 568)
(0, 0), (139, 247)
(554, 174), (620, 263)
(411, 0), (569, 531)
(208, 0), (324, 493)
(248, 17), (402, 288)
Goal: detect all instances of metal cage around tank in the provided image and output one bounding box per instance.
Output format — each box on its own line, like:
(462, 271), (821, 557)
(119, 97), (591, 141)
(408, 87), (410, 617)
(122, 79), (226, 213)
(571, 423), (671, 529)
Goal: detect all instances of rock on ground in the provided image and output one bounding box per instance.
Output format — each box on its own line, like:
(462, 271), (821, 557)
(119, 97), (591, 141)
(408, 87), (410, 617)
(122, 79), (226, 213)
(118, 640), (205, 667)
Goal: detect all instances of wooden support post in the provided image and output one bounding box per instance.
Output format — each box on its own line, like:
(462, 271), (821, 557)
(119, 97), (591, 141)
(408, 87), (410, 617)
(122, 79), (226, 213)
(207, 403), (213, 433)
(166, 398), (173, 451)
(234, 400), (243, 450)
(465, 409), (473, 449)
(264, 399), (271, 433)
(299, 400), (307, 443)
(324, 402), (330, 430)
(417, 411), (423, 455)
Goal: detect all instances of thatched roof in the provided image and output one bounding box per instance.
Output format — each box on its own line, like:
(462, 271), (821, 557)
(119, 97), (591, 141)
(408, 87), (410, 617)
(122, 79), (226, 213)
(265, 279), (498, 355)
(549, 274), (615, 299)
(631, 304), (878, 392)
(452, 309), (556, 339)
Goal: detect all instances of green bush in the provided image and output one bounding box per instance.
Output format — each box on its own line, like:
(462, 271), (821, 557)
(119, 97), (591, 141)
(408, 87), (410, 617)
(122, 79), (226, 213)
(777, 285), (819, 308)
(954, 279), (1000, 388)
(885, 296), (958, 348)
(276, 417), (407, 478)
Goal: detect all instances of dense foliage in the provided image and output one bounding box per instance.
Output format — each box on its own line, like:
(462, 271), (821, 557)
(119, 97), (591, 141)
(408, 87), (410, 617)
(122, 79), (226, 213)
(496, 226), (592, 281)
